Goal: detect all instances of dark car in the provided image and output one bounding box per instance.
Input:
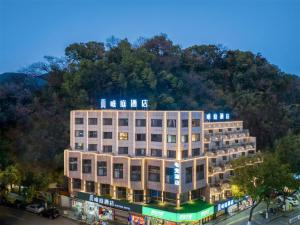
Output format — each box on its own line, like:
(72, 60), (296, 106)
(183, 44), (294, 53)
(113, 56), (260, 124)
(41, 207), (60, 219)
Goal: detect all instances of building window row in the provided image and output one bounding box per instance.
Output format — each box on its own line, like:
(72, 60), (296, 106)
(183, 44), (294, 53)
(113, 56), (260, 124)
(75, 117), (201, 128)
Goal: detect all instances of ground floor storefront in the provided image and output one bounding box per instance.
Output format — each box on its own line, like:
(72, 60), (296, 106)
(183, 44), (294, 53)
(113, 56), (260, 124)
(61, 192), (214, 225)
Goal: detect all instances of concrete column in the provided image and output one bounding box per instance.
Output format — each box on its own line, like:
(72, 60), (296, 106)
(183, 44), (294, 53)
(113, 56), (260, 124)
(189, 191), (192, 201)
(143, 190), (147, 203)
(128, 188), (133, 202)
(176, 193), (180, 208)
(82, 180), (86, 192)
(161, 191), (164, 203)
(96, 182), (100, 195)
(112, 186), (117, 199)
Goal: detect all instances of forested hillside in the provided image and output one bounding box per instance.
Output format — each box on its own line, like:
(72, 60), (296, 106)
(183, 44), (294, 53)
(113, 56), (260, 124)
(1, 35), (299, 179)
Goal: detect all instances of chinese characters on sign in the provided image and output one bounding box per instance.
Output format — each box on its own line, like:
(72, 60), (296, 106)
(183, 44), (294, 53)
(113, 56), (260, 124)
(100, 98), (148, 109)
(217, 199), (235, 211)
(205, 112), (230, 121)
(174, 162), (180, 186)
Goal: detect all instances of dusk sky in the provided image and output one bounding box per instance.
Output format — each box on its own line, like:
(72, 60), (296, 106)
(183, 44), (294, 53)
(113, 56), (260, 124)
(0, 0), (299, 75)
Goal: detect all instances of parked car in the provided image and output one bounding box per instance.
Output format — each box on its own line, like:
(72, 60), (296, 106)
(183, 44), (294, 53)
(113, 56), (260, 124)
(41, 207), (60, 219)
(25, 204), (45, 214)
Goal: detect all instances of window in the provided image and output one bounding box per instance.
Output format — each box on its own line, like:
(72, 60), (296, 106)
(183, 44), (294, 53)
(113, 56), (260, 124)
(181, 135), (188, 143)
(209, 130), (213, 134)
(167, 150), (176, 158)
(242, 152), (246, 156)
(135, 148), (146, 156)
(119, 132), (128, 140)
(88, 118), (97, 125)
(192, 133), (200, 142)
(88, 144), (97, 151)
(219, 129), (223, 132)
(75, 118), (84, 124)
(167, 119), (176, 128)
(86, 181), (95, 192)
(185, 167), (192, 183)
(167, 135), (176, 143)
(82, 159), (92, 173)
(192, 119), (200, 127)
(233, 154), (237, 158)
(136, 133), (146, 141)
(151, 134), (162, 142)
(119, 118), (128, 126)
(118, 147), (128, 154)
(117, 187), (127, 199)
(69, 157), (78, 171)
(219, 173), (224, 179)
(235, 139), (239, 143)
(148, 166), (160, 182)
(237, 127), (241, 130)
(133, 190), (144, 202)
(196, 165), (204, 180)
(225, 141), (229, 145)
(192, 148), (200, 156)
(113, 164), (123, 179)
(130, 166), (141, 181)
(101, 184), (110, 196)
(223, 156), (227, 160)
(103, 132), (112, 139)
(103, 118), (112, 125)
(103, 145), (112, 153)
(151, 119), (162, 127)
(181, 119), (188, 128)
(228, 128), (232, 131)
(73, 179), (81, 189)
(75, 130), (84, 137)
(151, 149), (162, 157)
(182, 150), (188, 159)
(97, 161), (107, 176)
(165, 167), (174, 184)
(136, 119), (146, 127)
(88, 131), (97, 138)
(212, 158), (216, 163)
(75, 143), (84, 150)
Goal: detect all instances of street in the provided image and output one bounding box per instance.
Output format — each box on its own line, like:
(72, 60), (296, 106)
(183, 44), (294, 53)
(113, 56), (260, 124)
(208, 202), (300, 225)
(0, 205), (81, 225)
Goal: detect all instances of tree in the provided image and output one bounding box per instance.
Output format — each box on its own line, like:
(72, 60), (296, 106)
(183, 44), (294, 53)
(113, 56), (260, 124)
(230, 154), (298, 225)
(0, 165), (22, 191)
(275, 133), (300, 174)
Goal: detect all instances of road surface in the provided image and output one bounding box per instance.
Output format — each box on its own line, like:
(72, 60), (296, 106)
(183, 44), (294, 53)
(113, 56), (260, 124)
(0, 205), (81, 225)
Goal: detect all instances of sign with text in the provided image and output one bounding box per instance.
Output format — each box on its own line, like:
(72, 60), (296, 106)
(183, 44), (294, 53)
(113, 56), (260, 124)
(100, 98), (149, 109)
(205, 112), (230, 121)
(77, 192), (142, 213)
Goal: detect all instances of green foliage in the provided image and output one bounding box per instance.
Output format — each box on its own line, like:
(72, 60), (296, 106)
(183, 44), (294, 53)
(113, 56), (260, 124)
(0, 165), (22, 190)
(275, 133), (300, 174)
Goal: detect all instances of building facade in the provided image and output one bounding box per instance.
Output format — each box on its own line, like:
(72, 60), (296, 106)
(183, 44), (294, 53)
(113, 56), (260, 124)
(64, 109), (256, 224)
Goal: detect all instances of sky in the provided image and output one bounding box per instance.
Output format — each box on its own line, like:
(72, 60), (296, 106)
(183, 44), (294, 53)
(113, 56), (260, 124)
(0, 0), (299, 75)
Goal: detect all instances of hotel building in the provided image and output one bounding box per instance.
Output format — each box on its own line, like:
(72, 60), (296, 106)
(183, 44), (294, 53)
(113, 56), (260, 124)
(64, 109), (256, 224)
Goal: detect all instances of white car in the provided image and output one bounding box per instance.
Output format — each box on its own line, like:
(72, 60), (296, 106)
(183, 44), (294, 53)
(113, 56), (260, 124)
(25, 204), (45, 214)
(286, 197), (299, 206)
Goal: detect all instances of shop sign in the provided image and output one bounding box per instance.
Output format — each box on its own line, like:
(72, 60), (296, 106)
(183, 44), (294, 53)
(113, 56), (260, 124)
(216, 199), (235, 212)
(77, 192), (142, 213)
(100, 98), (149, 109)
(142, 206), (214, 222)
(174, 162), (180, 186)
(205, 113), (230, 121)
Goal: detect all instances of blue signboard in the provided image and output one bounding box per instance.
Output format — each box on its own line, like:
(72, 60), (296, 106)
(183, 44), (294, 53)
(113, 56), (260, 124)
(100, 98), (149, 109)
(205, 112), (230, 121)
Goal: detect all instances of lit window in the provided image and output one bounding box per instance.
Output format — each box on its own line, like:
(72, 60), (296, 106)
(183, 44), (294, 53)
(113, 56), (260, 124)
(167, 135), (176, 143)
(181, 135), (188, 143)
(119, 132), (128, 140)
(192, 133), (200, 142)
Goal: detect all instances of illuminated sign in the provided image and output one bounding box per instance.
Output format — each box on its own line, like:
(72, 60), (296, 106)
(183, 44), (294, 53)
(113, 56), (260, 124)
(142, 206), (214, 222)
(174, 162), (180, 186)
(100, 98), (148, 109)
(77, 192), (142, 213)
(205, 113), (230, 121)
(216, 199), (235, 211)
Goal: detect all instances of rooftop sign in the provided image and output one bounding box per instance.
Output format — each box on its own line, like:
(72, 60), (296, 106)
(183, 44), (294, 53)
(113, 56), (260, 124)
(100, 98), (149, 109)
(205, 113), (230, 121)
